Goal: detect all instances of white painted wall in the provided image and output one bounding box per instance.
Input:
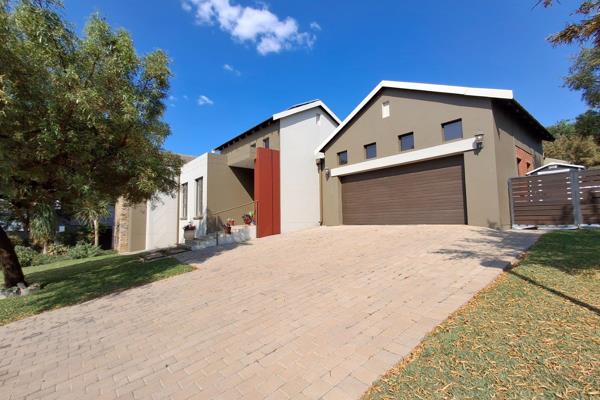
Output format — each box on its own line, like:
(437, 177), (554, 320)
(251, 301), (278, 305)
(279, 108), (338, 233)
(178, 153), (209, 243)
(145, 192), (178, 250)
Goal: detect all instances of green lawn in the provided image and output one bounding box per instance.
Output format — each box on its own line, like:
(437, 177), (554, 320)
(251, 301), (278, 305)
(364, 229), (600, 400)
(0, 253), (194, 325)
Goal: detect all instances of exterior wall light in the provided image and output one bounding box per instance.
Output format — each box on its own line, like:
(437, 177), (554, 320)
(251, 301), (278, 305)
(325, 168), (331, 179)
(474, 133), (484, 150)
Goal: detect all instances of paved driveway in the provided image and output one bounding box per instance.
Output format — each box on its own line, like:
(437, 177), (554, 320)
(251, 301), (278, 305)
(0, 226), (540, 400)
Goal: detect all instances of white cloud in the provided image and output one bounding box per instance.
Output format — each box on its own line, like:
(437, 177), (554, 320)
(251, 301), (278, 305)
(310, 21), (321, 31)
(183, 95), (189, 101)
(169, 95), (177, 101)
(197, 95), (214, 106)
(181, 0), (316, 55)
(223, 63), (241, 76)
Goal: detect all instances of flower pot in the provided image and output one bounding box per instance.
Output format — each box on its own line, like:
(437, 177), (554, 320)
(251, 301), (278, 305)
(224, 226), (232, 235)
(183, 230), (195, 240)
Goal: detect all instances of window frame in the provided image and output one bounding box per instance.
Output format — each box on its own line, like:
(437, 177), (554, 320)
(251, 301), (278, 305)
(364, 142), (377, 160)
(180, 183), (188, 220)
(398, 132), (415, 152)
(442, 119), (463, 142)
(195, 177), (203, 218)
(263, 137), (270, 149)
(337, 150), (348, 166)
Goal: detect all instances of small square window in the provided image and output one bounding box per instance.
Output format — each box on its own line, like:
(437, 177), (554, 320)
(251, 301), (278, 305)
(316, 113), (322, 126)
(337, 151), (348, 165)
(382, 101), (390, 119)
(250, 143), (256, 149)
(399, 133), (414, 152)
(364, 143), (376, 159)
(442, 119), (463, 141)
(263, 137), (270, 149)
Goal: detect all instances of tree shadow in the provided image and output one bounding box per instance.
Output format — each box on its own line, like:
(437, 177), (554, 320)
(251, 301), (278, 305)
(19, 255), (191, 315)
(432, 228), (542, 269)
(174, 241), (251, 265)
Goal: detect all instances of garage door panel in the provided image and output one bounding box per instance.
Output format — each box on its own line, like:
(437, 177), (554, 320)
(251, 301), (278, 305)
(341, 155), (466, 225)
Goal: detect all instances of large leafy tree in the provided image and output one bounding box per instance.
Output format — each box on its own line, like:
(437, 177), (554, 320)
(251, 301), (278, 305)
(0, 1), (182, 287)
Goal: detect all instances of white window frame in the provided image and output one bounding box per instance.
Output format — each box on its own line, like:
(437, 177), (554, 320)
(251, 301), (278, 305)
(195, 177), (203, 217)
(382, 101), (390, 119)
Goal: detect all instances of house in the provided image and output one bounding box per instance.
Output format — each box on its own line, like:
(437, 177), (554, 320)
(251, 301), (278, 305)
(115, 100), (340, 253)
(527, 162), (585, 176)
(315, 81), (554, 230)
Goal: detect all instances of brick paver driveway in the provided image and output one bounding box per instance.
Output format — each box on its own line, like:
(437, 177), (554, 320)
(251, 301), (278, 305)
(1, 226), (541, 400)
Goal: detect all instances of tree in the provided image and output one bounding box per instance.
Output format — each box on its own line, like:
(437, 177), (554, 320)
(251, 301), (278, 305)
(74, 197), (110, 247)
(543, 1), (600, 109)
(29, 203), (56, 254)
(547, 120), (577, 138)
(574, 109), (600, 141)
(0, 1), (182, 287)
(544, 133), (600, 166)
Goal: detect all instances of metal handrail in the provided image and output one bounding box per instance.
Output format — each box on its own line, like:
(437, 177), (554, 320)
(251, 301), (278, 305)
(211, 200), (256, 218)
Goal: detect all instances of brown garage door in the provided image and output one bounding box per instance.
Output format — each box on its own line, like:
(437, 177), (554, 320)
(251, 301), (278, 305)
(341, 155), (467, 225)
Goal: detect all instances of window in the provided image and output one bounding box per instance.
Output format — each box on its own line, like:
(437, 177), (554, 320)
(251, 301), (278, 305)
(442, 119), (463, 141)
(250, 143), (256, 149)
(399, 133), (415, 152)
(382, 101), (390, 118)
(364, 143), (377, 159)
(195, 177), (203, 217)
(316, 113), (322, 126)
(338, 151), (348, 165)
(263, 137), (270, 149)
(180, 183), (188, 219)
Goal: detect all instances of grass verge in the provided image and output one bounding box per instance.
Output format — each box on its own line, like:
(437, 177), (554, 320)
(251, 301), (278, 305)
(364, 229), (600, 399)
(0, 254), (194, 325)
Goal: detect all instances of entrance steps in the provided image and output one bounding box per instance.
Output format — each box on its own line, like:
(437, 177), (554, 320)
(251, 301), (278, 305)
(181, 225), (256, 251)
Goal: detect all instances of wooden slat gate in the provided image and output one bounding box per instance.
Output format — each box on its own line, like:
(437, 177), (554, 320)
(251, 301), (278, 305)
(509, 169), (600, 227)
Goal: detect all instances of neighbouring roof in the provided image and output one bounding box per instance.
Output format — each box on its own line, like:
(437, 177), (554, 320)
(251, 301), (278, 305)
(315, 80), (554, 154)
(176, 153), (197, 163)
(214, 100), (341, 152)
(527, 162), (585, 175)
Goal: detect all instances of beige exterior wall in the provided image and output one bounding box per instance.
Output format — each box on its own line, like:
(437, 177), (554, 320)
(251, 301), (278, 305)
(219, 120), (280, 155)
(206, 153), (254, 231)
(492, 102), (544, 229)
(321, 88), (544, 229)
(113, 198), (147, 253)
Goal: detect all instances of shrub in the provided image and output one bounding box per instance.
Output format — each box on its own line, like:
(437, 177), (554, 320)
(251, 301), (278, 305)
(67, 242), (103, 259)
(15, 246), (36, 267)
(32, 253), (67, 266)
(47, 243), (69, 256)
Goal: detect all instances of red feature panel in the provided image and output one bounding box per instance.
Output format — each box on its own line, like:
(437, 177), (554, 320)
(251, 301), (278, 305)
(254, 148), (281, 238)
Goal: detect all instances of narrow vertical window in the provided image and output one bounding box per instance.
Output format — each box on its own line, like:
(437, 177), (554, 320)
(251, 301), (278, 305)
(399, 133), (415, 152)
(195, 177), (203, 217)
(337, 151), (348, 165)
(263, 137), (270, 149)
(181, 183), (188, 219)
(364, 143), (377, 159)
(382, 101), (390, 118)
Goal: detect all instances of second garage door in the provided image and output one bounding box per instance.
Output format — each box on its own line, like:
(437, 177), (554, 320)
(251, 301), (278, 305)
(341, 155), (467, 225)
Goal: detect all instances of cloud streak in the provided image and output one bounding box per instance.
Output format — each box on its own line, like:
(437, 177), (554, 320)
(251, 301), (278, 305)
(223, 63), (241, 76)
(197, 95), (214, 106)
(181, 0), (316, 55)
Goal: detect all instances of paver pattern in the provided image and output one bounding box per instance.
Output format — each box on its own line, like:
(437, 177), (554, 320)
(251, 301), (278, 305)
(0, 225), (540, 400)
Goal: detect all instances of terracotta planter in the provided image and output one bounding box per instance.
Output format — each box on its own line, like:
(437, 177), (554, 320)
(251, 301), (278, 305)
(183, 230), (195, 240)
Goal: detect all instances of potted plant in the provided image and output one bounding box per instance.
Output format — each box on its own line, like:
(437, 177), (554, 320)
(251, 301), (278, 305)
(224, 218), (235, 234)
(182, 222), (196, 240)
(242, 213), (252, 225)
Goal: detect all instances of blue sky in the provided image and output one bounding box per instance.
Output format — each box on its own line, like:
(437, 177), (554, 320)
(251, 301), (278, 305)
(63, 0), (586, 156)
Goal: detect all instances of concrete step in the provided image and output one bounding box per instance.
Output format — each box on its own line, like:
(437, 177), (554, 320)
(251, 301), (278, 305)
(183, 225), (256, 251)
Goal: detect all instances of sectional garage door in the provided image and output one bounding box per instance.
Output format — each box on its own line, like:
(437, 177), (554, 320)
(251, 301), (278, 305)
(341, 155), (467, 225)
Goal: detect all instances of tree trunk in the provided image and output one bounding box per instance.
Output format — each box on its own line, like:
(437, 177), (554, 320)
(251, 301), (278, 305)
(93, 219), (99, 247)
(42, 242), (48, 255)
(0, 224), (26, 288)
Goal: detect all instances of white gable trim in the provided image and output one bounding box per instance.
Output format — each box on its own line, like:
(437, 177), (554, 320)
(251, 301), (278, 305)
(315, 80), (513, 155)
(273, 100), (341, 125)
(527, 162), (585, 176)
(330, 137), (477, 177)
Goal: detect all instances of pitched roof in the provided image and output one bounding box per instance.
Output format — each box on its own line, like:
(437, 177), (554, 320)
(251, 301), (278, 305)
(315, 81), (553, 154)
(215, 100), (341, 152)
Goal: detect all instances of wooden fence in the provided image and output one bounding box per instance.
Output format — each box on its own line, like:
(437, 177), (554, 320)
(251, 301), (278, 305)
(509, 169), (600, 227)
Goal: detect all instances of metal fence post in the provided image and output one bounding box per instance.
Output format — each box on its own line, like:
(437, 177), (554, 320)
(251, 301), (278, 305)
(508, 178), (516, 228)
(570, 169), (582, 227)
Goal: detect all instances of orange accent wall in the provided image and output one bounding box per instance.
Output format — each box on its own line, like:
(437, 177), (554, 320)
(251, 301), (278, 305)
(255, 148), (281, 238)
(516, 146), (534, 177)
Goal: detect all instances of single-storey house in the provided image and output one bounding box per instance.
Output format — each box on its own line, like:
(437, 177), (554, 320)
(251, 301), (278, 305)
(315, 81), (554, 230)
